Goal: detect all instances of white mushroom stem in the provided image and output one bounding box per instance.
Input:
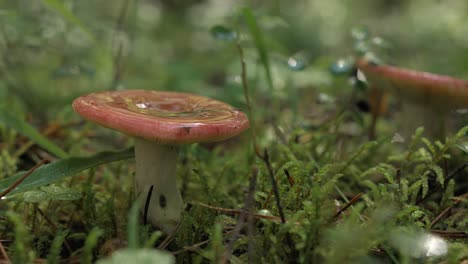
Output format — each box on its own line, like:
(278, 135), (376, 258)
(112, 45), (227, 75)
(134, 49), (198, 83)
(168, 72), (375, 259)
(400, 102), (447, 139)
(134, 138), (184, 233)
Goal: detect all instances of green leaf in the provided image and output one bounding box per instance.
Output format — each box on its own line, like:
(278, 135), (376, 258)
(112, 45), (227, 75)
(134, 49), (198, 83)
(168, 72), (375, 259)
(82, 228), (104, 264)
(455, 126), (468, 138)
(128, 201), (140, 249)
(41, 0), (94, 42)
(0, 148), (134, 196)
(43, 185), (82, 201)
(400, 178), (409, 203)
(429, 164), (444, 187)
(456, 142), (468, 154)
(96, 249), (174, 264)
(421, 138), (435, 158)
(242, 7), (274, 92)
(421, 175), (428, 198)
(22, 187), (82, 203)
(409, 180), (422, 203)
(0, 108), (68, 158)
(48, 230), (69, 264)
(23, 190), (48, 203)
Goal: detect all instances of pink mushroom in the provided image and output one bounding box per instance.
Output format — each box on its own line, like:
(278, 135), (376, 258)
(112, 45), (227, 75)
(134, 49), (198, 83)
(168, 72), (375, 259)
(356, 59), (468, 137)
(356, 59), (468, 108)
(73, 90), (249, 232)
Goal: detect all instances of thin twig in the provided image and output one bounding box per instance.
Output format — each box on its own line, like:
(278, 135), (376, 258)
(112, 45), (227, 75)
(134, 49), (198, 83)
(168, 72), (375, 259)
(0, 241), (9, 262)
(445, 162), (468, 182)
(157, 221), (182, 249)
(430, 206), (453, 229)
(430, 229), (468, 239)
(261, 149), (296, 256)
(284, 169), (295, 187)
(0, 160), (46, 199)
(195, 202), (282, 222)
(329, 192), (363, 222)
(171, 229), (236, 256)
(247, 196), (255, 264)
(222, 167), (258, 263)
(430, 193), (467, 228)
(236, 27), (296, 258)
(396, 168), (401, 190)
(262, 149), (286, 224)
(236, 40), (262, 158)
(37, 208), (73, 255)
(172, 238), (211, 255)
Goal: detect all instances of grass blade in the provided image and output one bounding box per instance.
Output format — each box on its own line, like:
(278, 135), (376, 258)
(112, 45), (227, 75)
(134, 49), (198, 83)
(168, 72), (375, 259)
(0, 108), (68, 158)
(128, 201), (140, 249)
(242, 7), (274, 92)
(0, 148), (134, 196)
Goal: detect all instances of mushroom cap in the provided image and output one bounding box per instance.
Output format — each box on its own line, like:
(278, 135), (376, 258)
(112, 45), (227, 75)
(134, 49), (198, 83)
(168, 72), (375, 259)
(73, 90), (250, 144)
(356, 59), (468, 109)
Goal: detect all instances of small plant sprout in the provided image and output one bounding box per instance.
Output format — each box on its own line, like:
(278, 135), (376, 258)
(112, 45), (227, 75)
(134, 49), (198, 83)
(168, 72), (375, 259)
(73, 90), (249, 233)
(356, 58), (468, 138)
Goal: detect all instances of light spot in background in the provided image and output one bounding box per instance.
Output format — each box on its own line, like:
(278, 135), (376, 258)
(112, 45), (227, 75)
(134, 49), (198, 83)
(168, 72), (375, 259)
(287, 56), (306, 71)
(391, 231), (448, 259)
(423, 234), (447, 257)
(137, 2), (161, 26)
(391, 133), (405, 143)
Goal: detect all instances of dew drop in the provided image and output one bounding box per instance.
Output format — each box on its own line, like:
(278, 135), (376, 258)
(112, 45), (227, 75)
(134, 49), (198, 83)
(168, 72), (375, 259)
(330, 59), (353, 75)
(287, 56), (306, 71)
(210, 25), (237, 42)
(423, 234), (447, 257)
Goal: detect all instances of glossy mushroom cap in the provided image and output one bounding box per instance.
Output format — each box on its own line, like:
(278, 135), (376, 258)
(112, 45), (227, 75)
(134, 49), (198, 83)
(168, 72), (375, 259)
(356, 59), (468, 109)
(72, 90), (250, 144)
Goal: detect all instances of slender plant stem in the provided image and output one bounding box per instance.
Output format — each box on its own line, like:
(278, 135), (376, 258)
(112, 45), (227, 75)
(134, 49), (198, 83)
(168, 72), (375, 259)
(223, 167), (258, 263)
(235, 24), (294, 257)
(236, 39), (263, 158)
(37, 208), (73, 255)
(329, 192), (363, 222)
(0, 241), (10, 262)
